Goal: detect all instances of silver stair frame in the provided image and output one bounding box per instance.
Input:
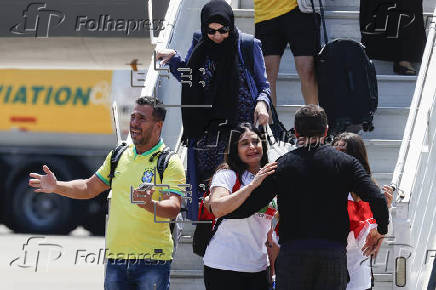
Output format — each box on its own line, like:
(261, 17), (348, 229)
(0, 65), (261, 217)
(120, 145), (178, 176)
(390, 7), (436, 290)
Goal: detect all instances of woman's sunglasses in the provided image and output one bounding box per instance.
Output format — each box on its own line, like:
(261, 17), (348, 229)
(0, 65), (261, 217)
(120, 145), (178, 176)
(207, 26), (230, 35)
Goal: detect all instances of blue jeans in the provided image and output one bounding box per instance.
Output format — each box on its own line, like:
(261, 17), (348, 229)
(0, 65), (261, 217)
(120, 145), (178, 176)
(104, 259), (171, 290)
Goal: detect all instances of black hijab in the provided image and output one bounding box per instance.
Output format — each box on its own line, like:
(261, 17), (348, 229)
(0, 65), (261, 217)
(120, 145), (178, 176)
(181, 0), (240, 140)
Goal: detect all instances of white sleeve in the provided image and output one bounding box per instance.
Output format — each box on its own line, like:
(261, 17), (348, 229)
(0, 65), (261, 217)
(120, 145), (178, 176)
(210, 169), (237, 193)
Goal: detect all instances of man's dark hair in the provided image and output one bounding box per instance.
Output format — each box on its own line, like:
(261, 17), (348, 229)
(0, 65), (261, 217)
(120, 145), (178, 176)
(294, 105), (328, 137)
(135, 96), (166, 121)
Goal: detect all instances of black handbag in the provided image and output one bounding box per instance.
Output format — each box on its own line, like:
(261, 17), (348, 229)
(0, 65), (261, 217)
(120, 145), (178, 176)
(192, 217), (223, 257)
(268, 103), (296, 145)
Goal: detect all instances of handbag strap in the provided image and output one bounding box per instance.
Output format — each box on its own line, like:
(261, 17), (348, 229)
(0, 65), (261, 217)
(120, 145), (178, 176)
(262, 102), (295, 145)
(310, 0), (328, 46)
(209, 173), (242, 235)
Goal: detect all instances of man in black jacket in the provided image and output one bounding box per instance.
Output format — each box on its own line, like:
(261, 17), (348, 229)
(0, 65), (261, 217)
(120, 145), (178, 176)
(226, 105), (389, 290)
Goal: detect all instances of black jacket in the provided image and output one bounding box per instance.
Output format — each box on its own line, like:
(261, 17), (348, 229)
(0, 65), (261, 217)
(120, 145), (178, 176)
(226, 145), (389, 246)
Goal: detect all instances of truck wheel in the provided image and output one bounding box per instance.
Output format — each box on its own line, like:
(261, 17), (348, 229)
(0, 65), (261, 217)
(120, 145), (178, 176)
(83, 214), (106, 236)
(10, 178), (75, 234)
(82, 193), (108, 236)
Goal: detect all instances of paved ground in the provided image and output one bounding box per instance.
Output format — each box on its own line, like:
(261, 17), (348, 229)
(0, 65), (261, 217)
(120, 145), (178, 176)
(0, 225), (105, 290)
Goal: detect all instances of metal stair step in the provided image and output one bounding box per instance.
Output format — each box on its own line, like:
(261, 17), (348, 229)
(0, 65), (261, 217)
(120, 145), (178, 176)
(172, 235), (203, 271)
(170, 270), (205, 290)
(275, 105), (409, 140)
(363, 139), (401, 173)
(372, 172), (393, 186)
(276, 73), (416, 107)
(180, 223), (196, 237)
(424, 0), (436, 11)
(360, 107), (409, 140)
(171, 269), (204, 278)
(374, 274), (394, 283)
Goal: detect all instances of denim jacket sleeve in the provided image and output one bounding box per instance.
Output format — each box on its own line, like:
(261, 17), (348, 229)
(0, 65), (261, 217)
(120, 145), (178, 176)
(168, 37), (197, 82)
(252, 38), (271, 110)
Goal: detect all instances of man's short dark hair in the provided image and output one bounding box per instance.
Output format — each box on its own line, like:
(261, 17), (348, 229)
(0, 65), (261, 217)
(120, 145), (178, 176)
(294, 105), (328, 137)
(135, 96), (166, 121)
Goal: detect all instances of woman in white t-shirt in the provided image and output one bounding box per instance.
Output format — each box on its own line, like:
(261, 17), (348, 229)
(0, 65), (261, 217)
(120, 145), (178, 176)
(203, 122), (278, 290)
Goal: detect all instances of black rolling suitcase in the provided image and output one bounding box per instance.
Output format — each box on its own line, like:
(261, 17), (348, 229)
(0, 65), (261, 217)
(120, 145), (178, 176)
(317, 39), (378, 135)
(311, 0), (378, 136)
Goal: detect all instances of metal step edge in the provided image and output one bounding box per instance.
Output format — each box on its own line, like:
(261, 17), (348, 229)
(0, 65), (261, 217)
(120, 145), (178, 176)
(363, 139), (401, 147)
(179, 236), (193, 243)
(275, 104), (410, 114)
(170, 270), (204, 278)
(234, 9), (359, 19)
(373, 172), (393, 178)
(234, 9), (434, 19)
(374, 273), (394, 282)
(277, 73), (417, 82)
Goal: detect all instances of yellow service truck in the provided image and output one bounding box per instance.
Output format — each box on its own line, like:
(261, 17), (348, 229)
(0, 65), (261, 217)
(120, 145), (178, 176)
(0, 69), (118, 235)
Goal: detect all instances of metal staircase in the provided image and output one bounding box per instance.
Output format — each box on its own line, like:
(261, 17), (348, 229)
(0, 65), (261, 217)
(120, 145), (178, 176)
(140, 0), (436, 288)
(232, 1), (435, 289)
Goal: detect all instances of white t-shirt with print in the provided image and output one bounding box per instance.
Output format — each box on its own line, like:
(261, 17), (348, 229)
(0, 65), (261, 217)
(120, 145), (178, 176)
(203, 169), (277, 273)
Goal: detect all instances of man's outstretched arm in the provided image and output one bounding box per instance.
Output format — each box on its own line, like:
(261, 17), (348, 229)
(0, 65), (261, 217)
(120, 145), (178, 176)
(225, 170), (277, 219)
(29, 165), (109, 199)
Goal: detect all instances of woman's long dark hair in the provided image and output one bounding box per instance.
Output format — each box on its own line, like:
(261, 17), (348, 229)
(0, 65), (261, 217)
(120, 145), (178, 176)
(214, 123), (268, 183)
(333, 132), (371, 175)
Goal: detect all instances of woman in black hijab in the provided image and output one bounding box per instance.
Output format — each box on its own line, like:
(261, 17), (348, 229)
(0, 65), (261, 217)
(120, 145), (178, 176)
(360, 0), (427, 75)
(157, 0), (271, 217)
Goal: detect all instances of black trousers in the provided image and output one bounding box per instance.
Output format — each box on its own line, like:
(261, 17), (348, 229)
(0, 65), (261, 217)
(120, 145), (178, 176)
(275, 242), (348, 290)
(204, 265), (269, 290)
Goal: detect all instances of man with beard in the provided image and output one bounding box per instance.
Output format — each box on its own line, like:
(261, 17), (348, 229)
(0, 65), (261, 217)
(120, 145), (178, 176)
(28, 96), (186, 290)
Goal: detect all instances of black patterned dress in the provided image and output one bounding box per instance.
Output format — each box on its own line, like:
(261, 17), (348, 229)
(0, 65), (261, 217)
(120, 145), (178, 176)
(193, 57), (256, 183)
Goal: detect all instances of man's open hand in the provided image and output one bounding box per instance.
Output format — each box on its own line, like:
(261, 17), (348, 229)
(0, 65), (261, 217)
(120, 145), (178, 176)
(29, 165), (57, 193)
(250, 162), (277, 188)
(362, 228), (384, 257)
